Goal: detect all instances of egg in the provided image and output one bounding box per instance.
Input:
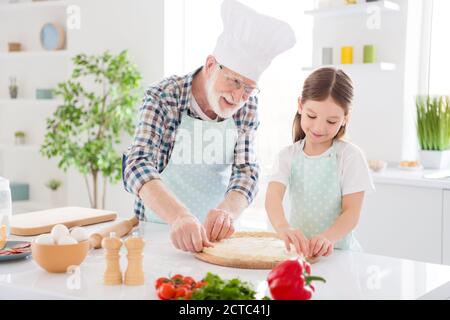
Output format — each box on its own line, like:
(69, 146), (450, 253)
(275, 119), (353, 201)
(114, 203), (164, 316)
(50, 224), (70, 242)
(70, 227), (88, 242)
(57, 235), (78, 245)
(35, 233), (55, 245)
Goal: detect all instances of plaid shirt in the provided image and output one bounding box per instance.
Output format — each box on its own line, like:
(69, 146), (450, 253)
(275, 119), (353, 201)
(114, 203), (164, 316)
(122, 67), (260, 220)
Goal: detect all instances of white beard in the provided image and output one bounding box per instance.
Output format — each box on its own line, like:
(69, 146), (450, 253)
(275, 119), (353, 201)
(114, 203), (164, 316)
(205, 69), (245, 119)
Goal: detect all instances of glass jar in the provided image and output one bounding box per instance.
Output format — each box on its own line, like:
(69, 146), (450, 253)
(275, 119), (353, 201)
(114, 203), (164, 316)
(0, 176), (12, 240)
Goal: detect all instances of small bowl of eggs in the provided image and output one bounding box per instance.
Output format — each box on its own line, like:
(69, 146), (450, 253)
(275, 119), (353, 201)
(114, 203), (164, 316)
(31, 224), (90, 273)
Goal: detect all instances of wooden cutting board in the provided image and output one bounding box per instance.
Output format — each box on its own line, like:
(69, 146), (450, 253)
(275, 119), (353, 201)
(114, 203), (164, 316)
(10, 207), (117, 236)
(194, 231), (319, 269)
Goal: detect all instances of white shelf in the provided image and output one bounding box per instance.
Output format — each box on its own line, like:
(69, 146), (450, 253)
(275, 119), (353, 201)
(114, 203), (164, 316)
(0, 0), (68, 12)
(0, 98), (62, 106)
(0, 99), (62, 107)
(304, 0), (400, 17)
(0, 0), (69, 218)
(0, 144), (41, 152)
(0, 50), (69, 59)
(302, 62), (396, 72)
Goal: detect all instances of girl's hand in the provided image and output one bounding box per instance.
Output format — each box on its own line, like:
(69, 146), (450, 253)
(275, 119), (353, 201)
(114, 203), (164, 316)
(309, 235), (334, 257)
(275, 226), (309, 257)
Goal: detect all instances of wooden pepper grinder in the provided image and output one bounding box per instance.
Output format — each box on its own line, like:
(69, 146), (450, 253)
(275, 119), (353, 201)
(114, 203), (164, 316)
(101, 232), (123, 285)
(124, 232), (145, 286)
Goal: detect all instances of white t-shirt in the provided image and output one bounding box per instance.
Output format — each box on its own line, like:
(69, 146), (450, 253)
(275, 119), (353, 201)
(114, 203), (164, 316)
(269, 139), (375, 196)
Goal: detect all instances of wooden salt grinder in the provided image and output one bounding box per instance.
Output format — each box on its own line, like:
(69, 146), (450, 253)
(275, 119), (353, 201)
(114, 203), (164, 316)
(101, 232), (123, 285)
(124, 232), (145, 286)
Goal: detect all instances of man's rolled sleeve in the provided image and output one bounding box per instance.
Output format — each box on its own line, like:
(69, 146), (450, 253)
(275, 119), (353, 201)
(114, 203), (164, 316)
(226, 97), (260, 204)
(123, 93), (166, 196)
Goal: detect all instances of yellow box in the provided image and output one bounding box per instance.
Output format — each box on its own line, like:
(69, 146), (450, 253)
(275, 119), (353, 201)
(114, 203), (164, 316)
(341, 46), (354, 64)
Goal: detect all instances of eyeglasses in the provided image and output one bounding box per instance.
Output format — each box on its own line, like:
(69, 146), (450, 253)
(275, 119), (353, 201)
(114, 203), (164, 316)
(217, 64), (260, 98)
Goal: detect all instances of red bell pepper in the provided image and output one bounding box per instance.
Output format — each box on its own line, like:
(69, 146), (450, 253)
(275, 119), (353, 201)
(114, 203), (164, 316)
(267, 258), (326, 300)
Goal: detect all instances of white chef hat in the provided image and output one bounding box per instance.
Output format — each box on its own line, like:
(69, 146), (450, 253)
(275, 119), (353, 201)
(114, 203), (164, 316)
(213, 0), (297, 82)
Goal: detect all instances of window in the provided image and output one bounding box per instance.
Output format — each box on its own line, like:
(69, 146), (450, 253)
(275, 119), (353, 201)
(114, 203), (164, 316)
(428, 0), (450, 95)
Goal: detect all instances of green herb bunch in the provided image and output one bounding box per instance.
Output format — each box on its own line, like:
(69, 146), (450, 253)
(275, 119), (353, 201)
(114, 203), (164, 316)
(190, 272), (270, 300)
(416, 95), (450, 151)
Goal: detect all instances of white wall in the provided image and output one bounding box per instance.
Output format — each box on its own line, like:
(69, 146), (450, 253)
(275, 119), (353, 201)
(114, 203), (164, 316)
(65, 0), (165, 217)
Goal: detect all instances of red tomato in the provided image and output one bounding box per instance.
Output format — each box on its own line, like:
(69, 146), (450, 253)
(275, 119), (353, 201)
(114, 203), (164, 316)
(195, 280), (208, 288)
(171, 274), (184, 281)
(182, 276), (196, 286)
(175, 286), (188, 299)
(154, 277), (170, 289)
(170, 274), (184, 287)
(158, 283), (175, 300)
(178, 283), (192, 290)
(184, 289), (193, 300)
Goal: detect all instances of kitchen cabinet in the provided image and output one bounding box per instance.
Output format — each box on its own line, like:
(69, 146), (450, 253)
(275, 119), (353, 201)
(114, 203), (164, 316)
(355, 168), (450, 265)
(355, 184), (442, 264)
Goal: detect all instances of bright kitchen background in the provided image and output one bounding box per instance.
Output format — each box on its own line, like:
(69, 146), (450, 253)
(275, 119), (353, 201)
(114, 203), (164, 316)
(0, 0), (449, 265)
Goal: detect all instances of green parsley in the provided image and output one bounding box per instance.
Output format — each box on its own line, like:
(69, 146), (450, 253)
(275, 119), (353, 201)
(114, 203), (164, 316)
(190, 272), (270, 300)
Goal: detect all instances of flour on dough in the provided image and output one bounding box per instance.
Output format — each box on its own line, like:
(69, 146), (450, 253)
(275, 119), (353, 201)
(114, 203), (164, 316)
(203, 236), (298, 262)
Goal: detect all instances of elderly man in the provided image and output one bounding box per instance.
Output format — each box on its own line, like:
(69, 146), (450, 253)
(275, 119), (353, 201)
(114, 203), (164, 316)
(123, 0), (296, 253)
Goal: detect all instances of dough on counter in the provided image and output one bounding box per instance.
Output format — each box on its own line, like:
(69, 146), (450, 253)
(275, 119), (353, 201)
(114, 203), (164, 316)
(202, 232), (298, 263)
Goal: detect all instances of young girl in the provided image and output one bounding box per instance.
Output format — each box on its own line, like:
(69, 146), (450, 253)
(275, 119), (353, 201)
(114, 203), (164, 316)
(265, 67), (374, 258)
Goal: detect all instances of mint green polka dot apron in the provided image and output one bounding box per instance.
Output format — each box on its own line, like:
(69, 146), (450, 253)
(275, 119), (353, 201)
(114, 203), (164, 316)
(288, 139), (361, 251)
(145, 112), (237, 224)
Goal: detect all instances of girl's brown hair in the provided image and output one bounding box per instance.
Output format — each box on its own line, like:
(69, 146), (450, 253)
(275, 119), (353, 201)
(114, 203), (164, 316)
(292, 67), (354, 143)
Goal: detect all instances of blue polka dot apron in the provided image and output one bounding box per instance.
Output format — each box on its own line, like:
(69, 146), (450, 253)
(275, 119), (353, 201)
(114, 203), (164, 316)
(145, 111), (237, 224)
(288, 139), (361, 251)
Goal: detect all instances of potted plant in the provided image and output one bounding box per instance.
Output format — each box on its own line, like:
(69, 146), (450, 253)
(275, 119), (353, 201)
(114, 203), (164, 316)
(40, 50), (142, 209)
(45, 179), (63, 206)
(46, 179), (62, 191)
(14, 131), (26, 145)
(416, 95), (450, 169)
(9, 77), (18, 99)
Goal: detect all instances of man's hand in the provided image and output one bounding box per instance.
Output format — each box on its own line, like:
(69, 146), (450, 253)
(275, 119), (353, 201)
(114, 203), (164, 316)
(169, 215), (213, 252)
(204, 209), (235, 242)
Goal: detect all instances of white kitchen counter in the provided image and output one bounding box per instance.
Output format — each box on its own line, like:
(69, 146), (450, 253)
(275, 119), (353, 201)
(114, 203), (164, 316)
(1, 221), (450, 300)
(371, 167), (450, 189)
